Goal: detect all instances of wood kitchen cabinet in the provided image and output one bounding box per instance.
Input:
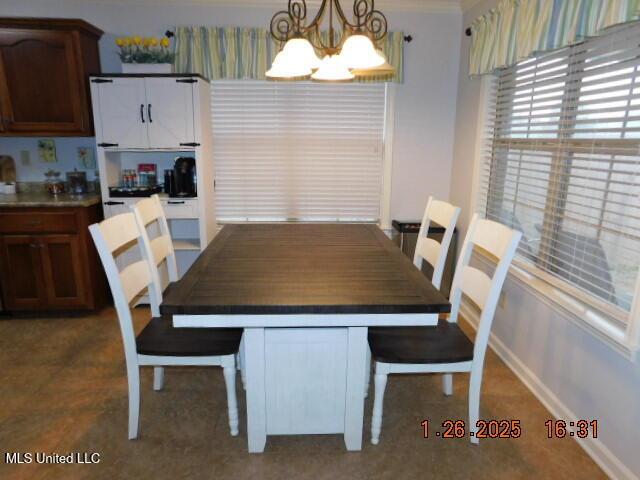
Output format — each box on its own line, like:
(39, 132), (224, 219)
(0, 203), (107, 312)
(0, 18), (102, 136)
(40, 234), (88, 309)
(0, 235), (47, 310)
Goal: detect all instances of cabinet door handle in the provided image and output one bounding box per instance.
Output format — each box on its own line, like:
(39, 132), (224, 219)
(148, 104), (153, 123)
(167, 201), (185, 205)
(140, 104), (145, 123)
(26, 220), (43, 226)
(104, 201), (125, 206)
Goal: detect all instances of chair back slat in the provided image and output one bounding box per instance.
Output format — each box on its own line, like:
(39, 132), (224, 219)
(471, 219), (515, 260)
(459, 266), (492, 310)
(135, 195), (164, 227)
(449, 214), (522, 323)
(131, 195), (179, 288)
(150, 235), (174, 267)
(414, 237), (441, 271)
(98, 213), (141, 252)
(120, 260), (154, 304)
(414, 196), (461, 290)
(429, 200), (460, 232)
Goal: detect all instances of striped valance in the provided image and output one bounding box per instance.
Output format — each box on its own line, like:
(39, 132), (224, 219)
(470, 0), (640, 76)
(174, 26), (404, 83)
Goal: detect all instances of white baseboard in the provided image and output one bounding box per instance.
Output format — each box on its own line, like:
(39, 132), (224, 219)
(460, 302), (638, 480)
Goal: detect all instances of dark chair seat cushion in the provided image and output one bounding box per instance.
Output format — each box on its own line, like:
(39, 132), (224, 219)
(368, 320), (474, 364)
(136, 317), (243, 357)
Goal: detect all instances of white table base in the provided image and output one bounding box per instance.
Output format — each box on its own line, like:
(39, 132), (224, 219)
(174, 313), (438, 453)
(243, 327), (367, 452)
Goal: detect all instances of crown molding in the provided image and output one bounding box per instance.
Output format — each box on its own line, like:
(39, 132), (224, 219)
(81, 0), (461, 14)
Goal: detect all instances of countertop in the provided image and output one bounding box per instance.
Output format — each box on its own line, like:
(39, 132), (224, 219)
(0, 192), (102, 208)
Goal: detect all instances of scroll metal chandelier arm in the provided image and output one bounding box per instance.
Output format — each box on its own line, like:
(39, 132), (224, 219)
(269, 0), (389, 52)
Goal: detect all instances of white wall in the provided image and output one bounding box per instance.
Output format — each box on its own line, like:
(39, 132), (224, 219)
(0, 0), (461, 222)
(452, 1), (640, 478)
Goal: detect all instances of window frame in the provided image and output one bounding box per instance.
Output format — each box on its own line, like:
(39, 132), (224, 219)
(473, 71), (640, 360)
(210, 80), (396, 228)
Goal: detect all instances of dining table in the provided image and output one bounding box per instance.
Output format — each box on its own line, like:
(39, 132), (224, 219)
(160, 223), (450, 453)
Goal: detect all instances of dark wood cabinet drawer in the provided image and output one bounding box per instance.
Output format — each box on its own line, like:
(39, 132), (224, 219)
(0, 211), (78, 234)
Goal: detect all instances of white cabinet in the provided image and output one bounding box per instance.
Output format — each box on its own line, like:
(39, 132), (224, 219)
(92, 78), (148, 148)
(145, 78), (196, 148)
(103, 197), (199, 220)
(91, 76), (197, 149)
(90, 74), (217, 281)
(102, 200), (130, 218)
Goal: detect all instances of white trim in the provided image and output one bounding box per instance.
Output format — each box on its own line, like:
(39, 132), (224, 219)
(173, 313), (439, 328)
(380, 83), (396, 231)
(138, 354), (232, 366)
(509, 257), (629, 329)
(63, 0), (462, 13)
(468, 75), (493, 217)
(627, 272), (640, 352)
(460, 302), (639, 480)
(473, 250), (638, 361)
(382, 361), (472, 373)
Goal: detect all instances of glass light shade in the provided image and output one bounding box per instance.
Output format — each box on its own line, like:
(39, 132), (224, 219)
(339, 34), (385, 69)
(311, 55), (355, 83)
(351, 49), (395, 78)
(282, 37), (321, 70)
(266, 51), (312, 80)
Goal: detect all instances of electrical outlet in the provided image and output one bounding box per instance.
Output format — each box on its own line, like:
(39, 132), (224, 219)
(498, 291), (507, 309)
(20, 150), (31, 166)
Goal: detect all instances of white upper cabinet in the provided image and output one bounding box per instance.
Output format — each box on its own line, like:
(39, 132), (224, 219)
(90, 76), (197, 149)
(92, 77), (148, 148)
(145, 78), (196, 148)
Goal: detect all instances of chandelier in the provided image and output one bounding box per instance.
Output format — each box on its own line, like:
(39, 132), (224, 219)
(267, 0), (394, 82)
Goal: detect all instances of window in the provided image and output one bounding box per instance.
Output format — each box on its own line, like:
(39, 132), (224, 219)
(479, 23), (640, 328)
(211, 80), (388, 223)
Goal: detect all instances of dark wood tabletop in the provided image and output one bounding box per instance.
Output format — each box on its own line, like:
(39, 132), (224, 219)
(160, 224), (451, 316)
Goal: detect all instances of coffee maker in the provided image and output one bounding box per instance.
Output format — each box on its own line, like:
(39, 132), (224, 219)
(168, 157), (196, 197)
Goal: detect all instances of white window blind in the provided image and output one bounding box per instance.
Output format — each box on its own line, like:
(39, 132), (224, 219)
(479, 23), (640, 321)
(211, 80), (386, 222)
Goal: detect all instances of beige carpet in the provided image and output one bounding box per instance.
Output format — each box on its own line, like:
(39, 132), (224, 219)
(0, 307), (605, 480)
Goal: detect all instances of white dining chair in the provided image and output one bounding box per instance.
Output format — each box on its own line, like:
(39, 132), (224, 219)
(368, 214), (522, 445)
(364, 197), (460, 397)
(89, 213), (242, 439)
(131, 195), (248, 392)
(131, 194), (178, 392)
(413, 196), (461, 290)
(131, 194), (178, 290)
